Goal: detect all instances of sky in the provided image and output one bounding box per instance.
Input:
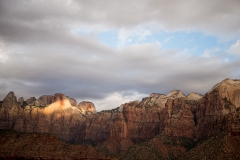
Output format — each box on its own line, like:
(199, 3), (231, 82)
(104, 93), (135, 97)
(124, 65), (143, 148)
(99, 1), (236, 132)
(0, 0), (240, 111)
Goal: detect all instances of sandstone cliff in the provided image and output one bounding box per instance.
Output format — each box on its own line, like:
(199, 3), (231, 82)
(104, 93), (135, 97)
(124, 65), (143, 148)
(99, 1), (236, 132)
(162, 97), (197, 139)
(78, 101), (97, 114)
(196, 78), (240, 138)
(0, 78), (240, 158)
(0, 93), (87, 141)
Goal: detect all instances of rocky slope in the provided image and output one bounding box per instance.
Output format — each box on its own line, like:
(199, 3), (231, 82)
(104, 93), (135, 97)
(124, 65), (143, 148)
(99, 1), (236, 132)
(0, 78), (240, 159)
(117, 133), (194, 160)
(178, 131), (240, 160)
(0, 130), (116, 160)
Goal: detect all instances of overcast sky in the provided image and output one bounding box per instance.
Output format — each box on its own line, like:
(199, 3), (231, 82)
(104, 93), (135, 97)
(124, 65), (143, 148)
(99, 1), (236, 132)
(1, 0), (240, 111)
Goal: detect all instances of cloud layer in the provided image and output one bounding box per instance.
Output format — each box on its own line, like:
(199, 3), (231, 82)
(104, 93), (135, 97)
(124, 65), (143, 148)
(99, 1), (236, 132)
(1, 0), (240, 110)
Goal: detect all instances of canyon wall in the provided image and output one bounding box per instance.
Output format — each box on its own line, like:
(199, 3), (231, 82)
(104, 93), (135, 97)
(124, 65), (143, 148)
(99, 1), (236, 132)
(0, 78), (240, 152)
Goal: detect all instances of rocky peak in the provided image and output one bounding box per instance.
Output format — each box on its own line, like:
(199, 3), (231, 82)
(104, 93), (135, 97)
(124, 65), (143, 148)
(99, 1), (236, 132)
(207, 78), (240, 109)
(208, 78), (240, 94)
(35, 95), (54, 107)
(2, 91), (18, 107)
(118, 100), (140, 112)
(195, 78), (240, 138)
(150, 93), (166, 97)
(78, 101), (96, 114)
(52, 93), (67, 102)
(26, 97), (36, 105)
(67, 97), (78, 107)
(18, 97), (24, 106)
(186, 92), (203, 101)
(167, 90), (185, 99)
(4, 91), (17, 101)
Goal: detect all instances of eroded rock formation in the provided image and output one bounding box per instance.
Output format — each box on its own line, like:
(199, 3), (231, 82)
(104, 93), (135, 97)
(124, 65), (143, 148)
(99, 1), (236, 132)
(0, 78), (240, 156)
(196, 78), (240, 138)
(78, 101), (97, 114)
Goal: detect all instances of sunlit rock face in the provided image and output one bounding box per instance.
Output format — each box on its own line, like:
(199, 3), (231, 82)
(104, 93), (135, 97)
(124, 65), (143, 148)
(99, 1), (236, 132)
(167, 90), (186, 99)
(67, 97), (78, 107)
(0, 92), (86, 141)
(186, 92), (203, 101)
(78, 101), (97, 114)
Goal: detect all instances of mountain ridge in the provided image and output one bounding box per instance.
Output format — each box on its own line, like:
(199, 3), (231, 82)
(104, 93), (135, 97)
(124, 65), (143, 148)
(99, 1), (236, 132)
(0, 78), (240, 159)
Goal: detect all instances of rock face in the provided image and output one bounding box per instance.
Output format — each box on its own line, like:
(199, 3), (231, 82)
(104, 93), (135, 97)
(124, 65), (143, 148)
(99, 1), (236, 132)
(68, 97), (78, 107)
(196, 78), (240, 138)
(187, 92), (203, 100)
(34, 95), (54, 107)
(162, 98), (197, 139)
(0, 93), (88, 141)
(0, 91), (24, 130)
(26, 97), (36, 105)
(167, 90), (186, 98)
(121, 90), (189, 141)
(122, 102), (161, 141)
(18, 97), (24, 106)
(0, 78), (240, 157)
(78, 101), (97, 114)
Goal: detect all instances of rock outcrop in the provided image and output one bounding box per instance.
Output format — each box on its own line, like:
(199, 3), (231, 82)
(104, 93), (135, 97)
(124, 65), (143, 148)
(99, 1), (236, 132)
(167, 90), (186, 99)
(34, 95), (54, 107)
(67, 97), (78, 107)
(0, 91), (24, 130)
(26, 97), (36, 105)
(0, 93), (87, 141)
(78, 101), (97, 114)
(187, 92), (203, 100)
(196, 78), (240, 138)
(162, 97), (197, 139)
(18, 97), (24, 106)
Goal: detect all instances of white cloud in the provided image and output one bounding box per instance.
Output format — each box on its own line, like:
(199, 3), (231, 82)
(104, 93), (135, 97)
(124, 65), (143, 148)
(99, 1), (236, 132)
(202, 48), (220, 58)
(88, 91), (148, 111)
(229, 40), (240, 55)
(0, 54), (7, 63)
(0, 42), (9, 63)
(117, 27), (151, 46)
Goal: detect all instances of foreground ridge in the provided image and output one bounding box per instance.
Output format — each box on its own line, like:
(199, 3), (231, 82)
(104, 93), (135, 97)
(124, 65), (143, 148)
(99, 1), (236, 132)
(0, 129), (116, 160)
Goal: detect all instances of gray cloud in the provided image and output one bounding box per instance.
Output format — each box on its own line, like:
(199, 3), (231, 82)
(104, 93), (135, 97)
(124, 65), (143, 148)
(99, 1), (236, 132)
(1, 0), (240, 38)
(0, 0), (240, 110)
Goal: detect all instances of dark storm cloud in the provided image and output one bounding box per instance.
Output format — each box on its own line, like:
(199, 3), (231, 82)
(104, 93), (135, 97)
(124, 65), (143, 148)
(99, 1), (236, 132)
(0, 0), (240, 110)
